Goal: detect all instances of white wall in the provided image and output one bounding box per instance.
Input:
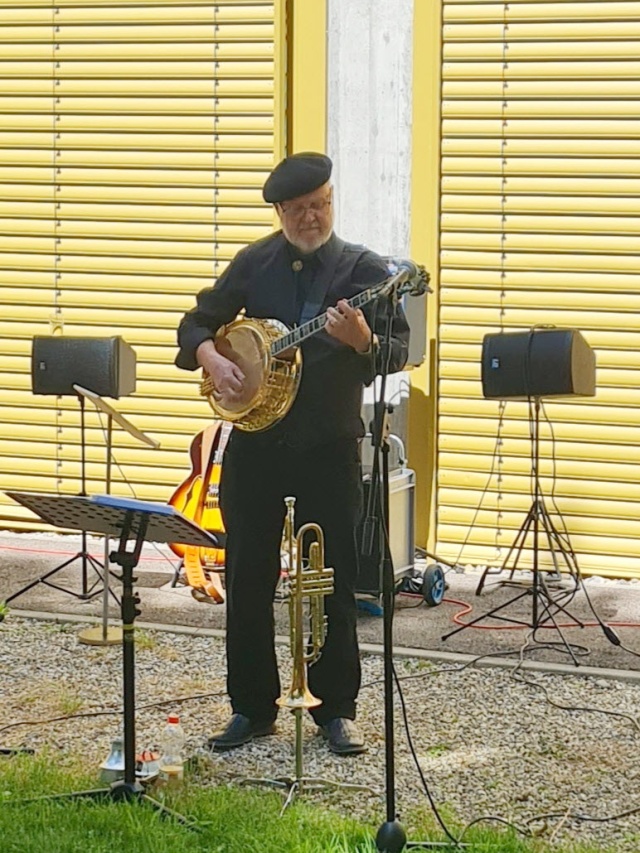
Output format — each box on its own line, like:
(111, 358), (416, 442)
(327, 0), (414, 256)
(327, 0), (416, 417)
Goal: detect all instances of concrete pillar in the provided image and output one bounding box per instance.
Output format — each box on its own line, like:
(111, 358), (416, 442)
(327, 0), (414, 256)
(327, 0), (416, 443)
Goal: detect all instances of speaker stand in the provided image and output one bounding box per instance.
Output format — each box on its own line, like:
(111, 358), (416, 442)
(4, 394), (104, 607)
(442, 398), (585, 665)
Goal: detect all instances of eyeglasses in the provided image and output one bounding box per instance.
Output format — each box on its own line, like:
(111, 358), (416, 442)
(279, 198), (332, 218)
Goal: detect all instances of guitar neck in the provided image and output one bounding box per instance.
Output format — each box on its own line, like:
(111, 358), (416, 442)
(270, 286), (377, 356)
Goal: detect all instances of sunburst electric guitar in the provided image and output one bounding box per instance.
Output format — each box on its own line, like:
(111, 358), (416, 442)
(168, 421), (232, 603)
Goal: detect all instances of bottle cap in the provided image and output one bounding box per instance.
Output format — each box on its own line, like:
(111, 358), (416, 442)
(167, 714), (180, 724)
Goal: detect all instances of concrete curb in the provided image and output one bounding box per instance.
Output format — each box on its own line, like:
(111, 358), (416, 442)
(8, 607), (640, 685)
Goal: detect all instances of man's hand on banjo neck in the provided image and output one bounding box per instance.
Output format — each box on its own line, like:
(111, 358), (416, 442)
(196, 339), (245, 405)
(325, 298), (373, 354)
(197, 298), (372, 406)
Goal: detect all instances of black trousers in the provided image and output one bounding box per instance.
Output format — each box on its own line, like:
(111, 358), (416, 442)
(219, 435), (363, 726)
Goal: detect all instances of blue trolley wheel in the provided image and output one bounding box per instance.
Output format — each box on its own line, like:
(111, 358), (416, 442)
(422, 564), (445, 607)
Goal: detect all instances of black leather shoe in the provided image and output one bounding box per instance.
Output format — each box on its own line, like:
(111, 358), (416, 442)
(207, 713), (277, 752)
(318, 718), (367, 755)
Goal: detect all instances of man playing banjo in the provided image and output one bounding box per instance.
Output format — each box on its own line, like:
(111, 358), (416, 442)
(175, 153), (410, 755)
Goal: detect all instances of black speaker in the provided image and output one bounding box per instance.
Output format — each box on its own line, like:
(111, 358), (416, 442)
(481, 328), (596, 400)
(31, 336), (137, 398)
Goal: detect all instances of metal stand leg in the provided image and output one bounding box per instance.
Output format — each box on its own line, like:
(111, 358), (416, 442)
(239, 708), (377, 816)
(3, 395), (105, 607)
(0, 748), (34, 757)
(78, 415), (123, 647)
(3, 548), (105, 606)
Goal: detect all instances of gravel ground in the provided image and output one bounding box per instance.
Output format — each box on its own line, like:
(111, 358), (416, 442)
(1, 616), (640, 851)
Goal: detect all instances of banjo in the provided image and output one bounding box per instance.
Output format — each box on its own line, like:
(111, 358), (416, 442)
(200, 264), (429, 433)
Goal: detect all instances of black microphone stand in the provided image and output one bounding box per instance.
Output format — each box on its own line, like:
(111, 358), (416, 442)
(363, 284), (439, 852)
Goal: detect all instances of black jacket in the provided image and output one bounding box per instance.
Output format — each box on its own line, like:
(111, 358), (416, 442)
(176, 231), (410, 449)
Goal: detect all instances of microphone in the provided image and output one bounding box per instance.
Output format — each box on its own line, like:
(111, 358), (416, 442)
(391, 258), (420, 279)
(383, 257), (431, 296)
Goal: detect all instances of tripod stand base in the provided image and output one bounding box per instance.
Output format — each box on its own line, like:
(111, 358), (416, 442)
(9, 779), (195, 825)
(4, 551), (105, 606)
(240, 774), (377, 816)
(476, 567), (564, 597)
(77, 625), (122, 646)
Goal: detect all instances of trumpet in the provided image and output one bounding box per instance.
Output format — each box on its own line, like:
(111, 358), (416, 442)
(277, 496), (334, 711)
(238, 496), (373, 811)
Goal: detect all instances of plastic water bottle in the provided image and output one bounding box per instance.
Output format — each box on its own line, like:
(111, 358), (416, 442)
(158, 714), (185, 785)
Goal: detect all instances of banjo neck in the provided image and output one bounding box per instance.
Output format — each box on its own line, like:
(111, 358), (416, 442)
(270, 283), (382, 357)
(202, 262), (426, 432)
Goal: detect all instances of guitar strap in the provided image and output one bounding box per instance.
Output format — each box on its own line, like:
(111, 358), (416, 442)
(298, 236), (348, 326)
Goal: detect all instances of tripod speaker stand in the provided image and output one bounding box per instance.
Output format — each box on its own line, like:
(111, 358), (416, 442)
(3, 337), (138, 608)
(5, 490), (215, 824)
(4, 391), (104, 605)
(442, 328), (597, 664)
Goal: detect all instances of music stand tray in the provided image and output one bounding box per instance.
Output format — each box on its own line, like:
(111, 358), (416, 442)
(4, 491), (217, 824)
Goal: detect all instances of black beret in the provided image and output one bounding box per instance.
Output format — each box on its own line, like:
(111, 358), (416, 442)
(262, 152), (332, 204)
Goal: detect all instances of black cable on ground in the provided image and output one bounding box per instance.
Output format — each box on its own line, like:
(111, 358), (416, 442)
(0, 690), (227, 738)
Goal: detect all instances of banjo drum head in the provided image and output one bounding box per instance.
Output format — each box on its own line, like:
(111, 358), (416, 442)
(213, 321), (269, 418)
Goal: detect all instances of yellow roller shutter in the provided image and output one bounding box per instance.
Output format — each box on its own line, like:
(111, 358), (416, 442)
(0, 0), (284, 529)
(439, 0), (640, 578)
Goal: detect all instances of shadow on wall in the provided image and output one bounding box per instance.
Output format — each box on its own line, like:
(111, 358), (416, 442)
(408, 337), (438, 548)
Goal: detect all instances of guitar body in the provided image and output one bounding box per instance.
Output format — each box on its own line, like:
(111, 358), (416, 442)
(169, 477), (225, 566)
(168, 422), (232, 603)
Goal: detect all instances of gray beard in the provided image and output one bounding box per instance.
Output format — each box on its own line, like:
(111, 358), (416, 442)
(286, 230), (333, 256)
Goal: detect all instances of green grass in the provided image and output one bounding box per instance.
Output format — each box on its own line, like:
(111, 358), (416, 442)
(0, 754), (622, 853)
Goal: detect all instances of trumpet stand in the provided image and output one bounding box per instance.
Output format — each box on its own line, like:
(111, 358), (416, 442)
(240, 497), (377, 814)
(241, 705), (375, 816)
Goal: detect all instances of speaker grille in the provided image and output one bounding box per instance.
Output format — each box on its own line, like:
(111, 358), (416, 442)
(482, 328), (596, 400)
(31, 336), (136, 398)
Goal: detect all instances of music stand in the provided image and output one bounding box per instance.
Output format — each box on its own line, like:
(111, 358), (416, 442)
(72, 385), (160, 647)
(4, 490), (217, 823)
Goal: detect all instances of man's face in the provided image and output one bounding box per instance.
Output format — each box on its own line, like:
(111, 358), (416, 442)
(276, 182), (333, 254)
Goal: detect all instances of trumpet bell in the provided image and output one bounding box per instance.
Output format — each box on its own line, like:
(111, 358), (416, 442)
(276, 684), (321, 710)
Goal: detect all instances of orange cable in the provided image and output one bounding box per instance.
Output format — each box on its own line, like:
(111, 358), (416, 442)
(399, 592), (640, 631)
(445, 596), (640, 631)
(0, 543), (174, 562)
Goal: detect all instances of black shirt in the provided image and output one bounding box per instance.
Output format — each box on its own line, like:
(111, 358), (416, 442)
(175, 230), (410, 450)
